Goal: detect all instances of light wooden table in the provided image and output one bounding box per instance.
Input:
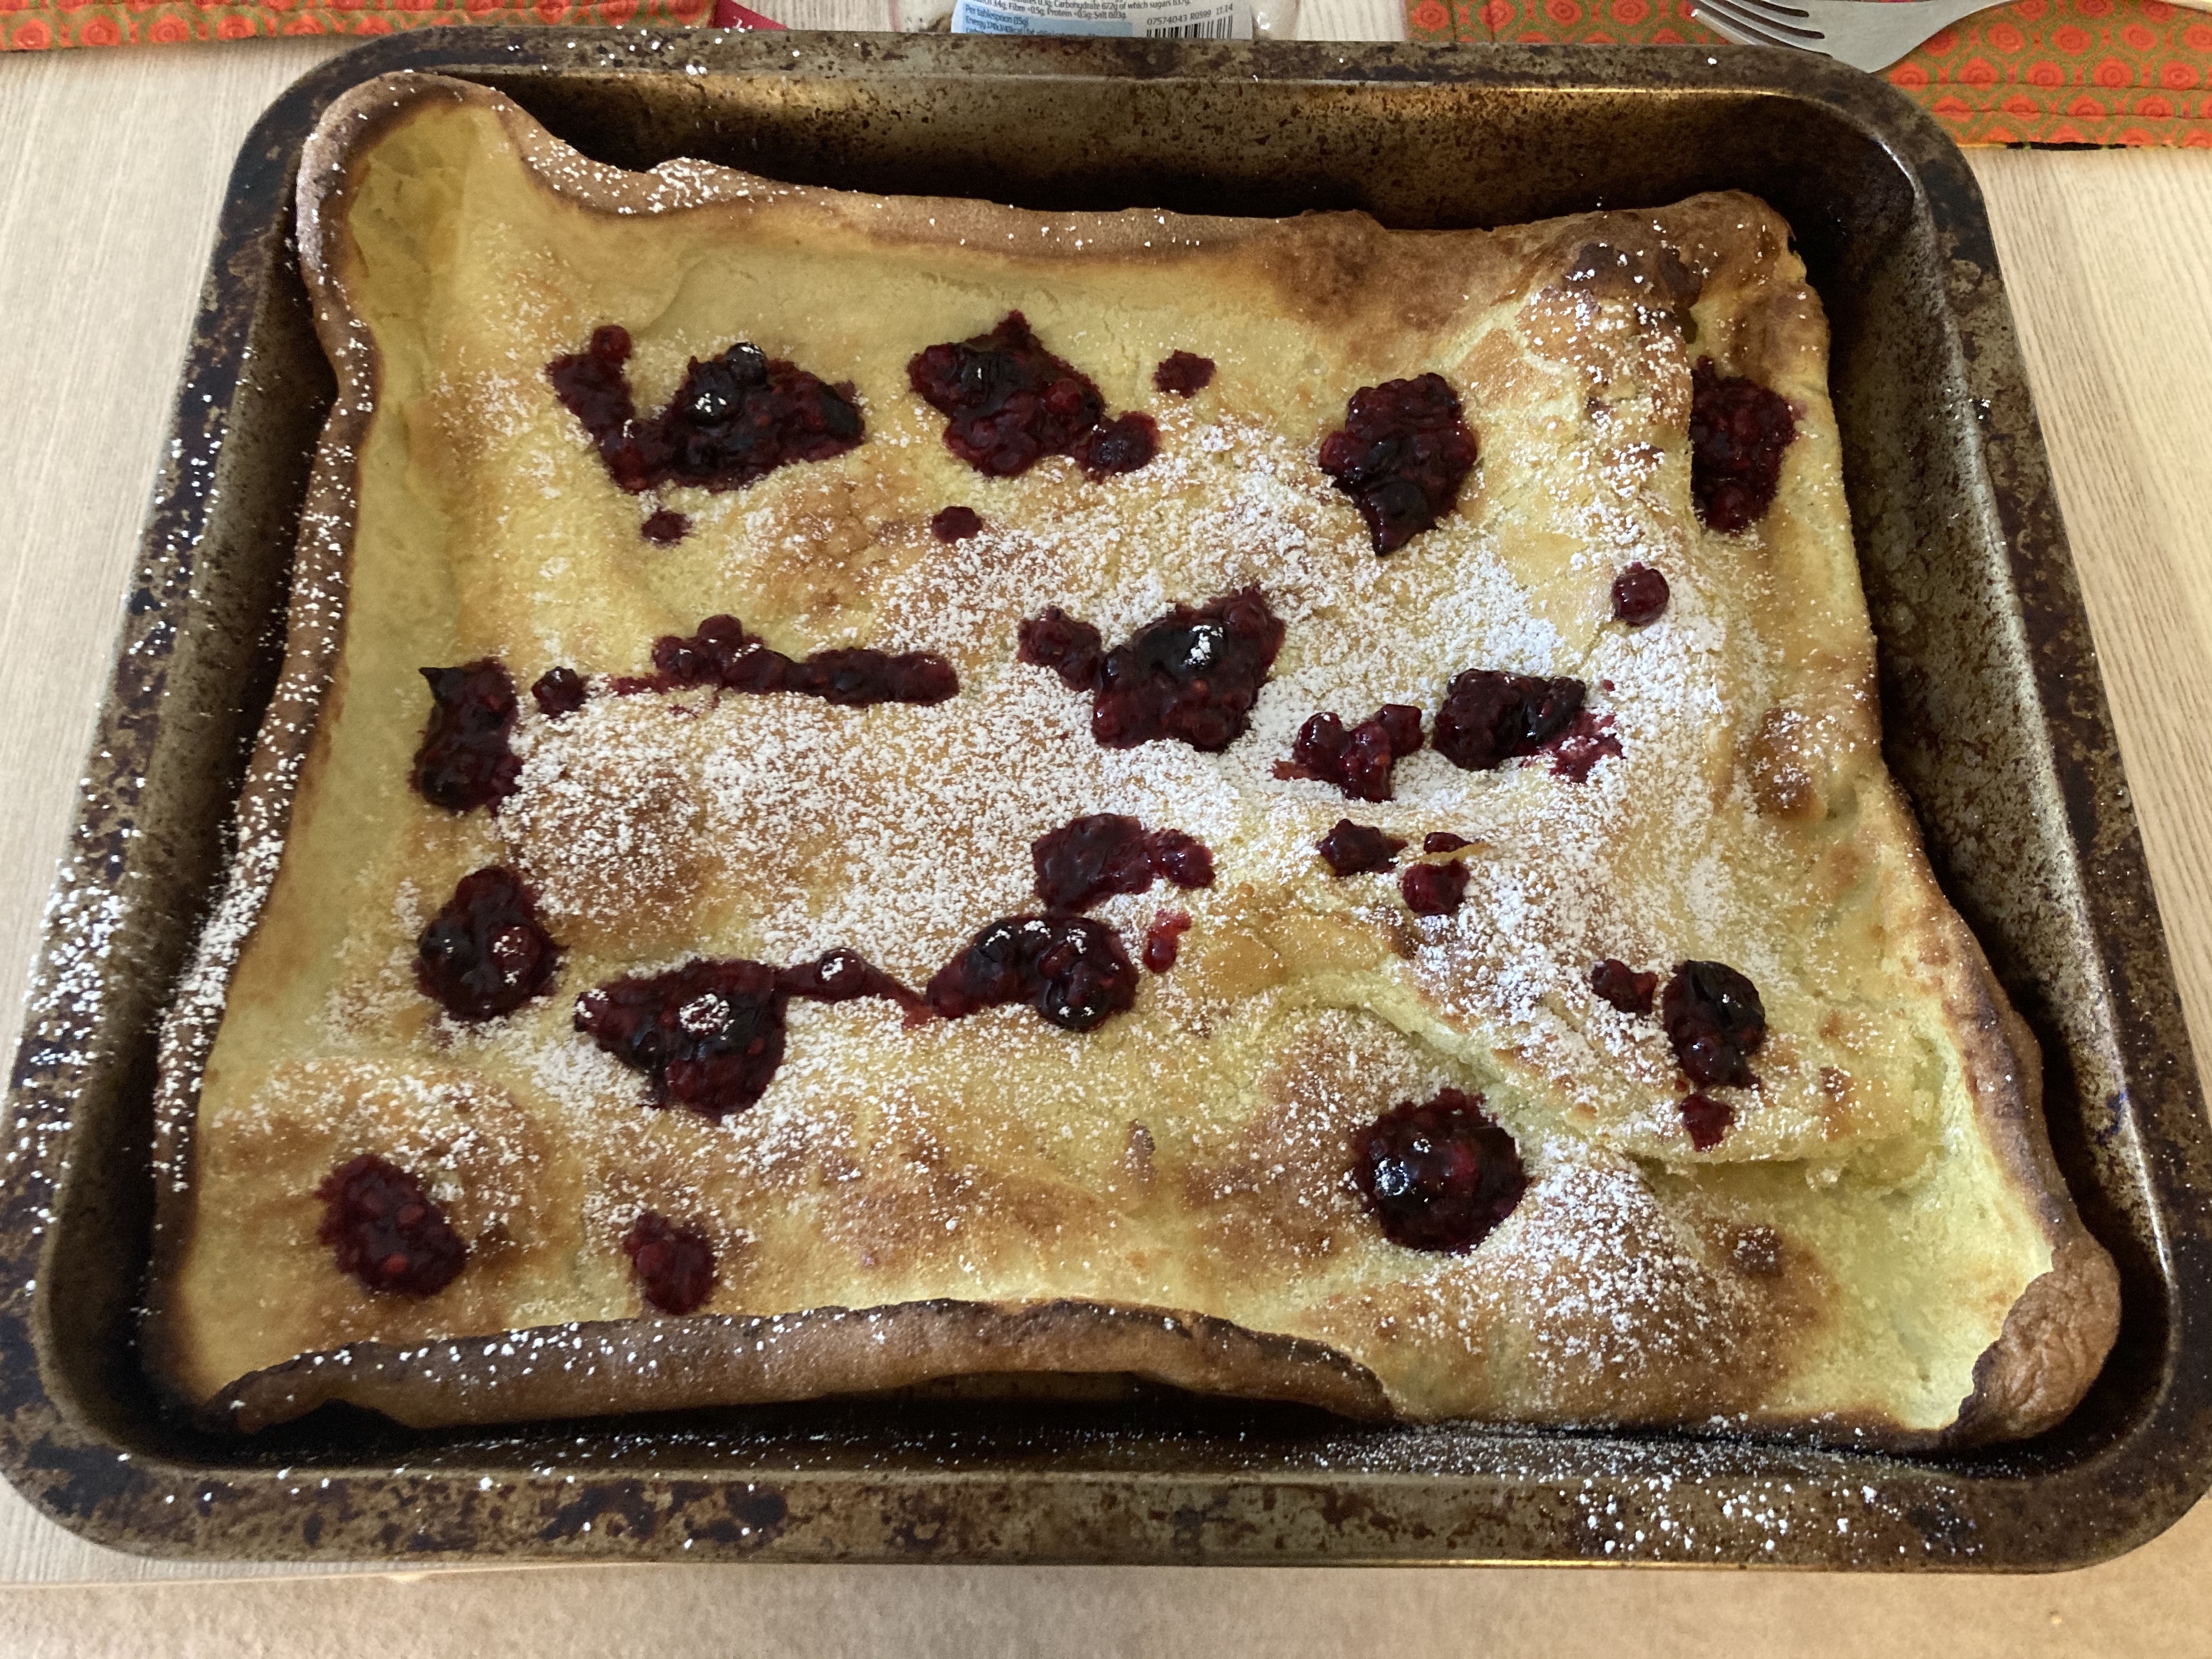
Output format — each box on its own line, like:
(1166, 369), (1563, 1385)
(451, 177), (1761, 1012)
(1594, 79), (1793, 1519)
(1, 10), (2208, 1652)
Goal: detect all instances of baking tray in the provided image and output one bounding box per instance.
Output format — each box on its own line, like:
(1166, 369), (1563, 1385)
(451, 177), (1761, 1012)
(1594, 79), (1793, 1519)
(3, 29), (2208, 1570)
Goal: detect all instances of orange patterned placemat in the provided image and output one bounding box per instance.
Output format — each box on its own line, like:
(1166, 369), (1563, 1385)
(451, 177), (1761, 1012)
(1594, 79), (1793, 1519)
(1406, 0), (2212, 145)
(0, 0), (779, 51)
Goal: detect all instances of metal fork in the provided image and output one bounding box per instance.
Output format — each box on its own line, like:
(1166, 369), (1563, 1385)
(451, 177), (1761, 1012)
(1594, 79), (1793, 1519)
(1689, 0), (2007, 73)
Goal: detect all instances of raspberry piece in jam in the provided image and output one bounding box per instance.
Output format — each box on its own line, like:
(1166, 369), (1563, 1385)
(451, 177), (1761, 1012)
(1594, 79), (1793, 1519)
(1018, 588), (1284, 753)
(414, 660), (521, 812)
(1432, 669), (1585, 773)
(907, 312), (1154, 479)
(1544, 710), (1623, 783)
(1317, 373), (1478, 555)
(1689, 358), (1796, 533)
(1401, 859), (1470, 916)
(1274, 703), (1423, 802)
(1317, 819), (1405, 877)
(930, 505), (984, 543)
(926, 916), (1138, 1032)
(1590, 957), (1658, 1016)
(641, 509), (690, 546)
(1352, 1089), (1526, 1252)
(416, 867), (560, 1022)
(1030, 814), (1216, 913)
(1143, 910), (1192, 973)
(1611, 562), (1669, 625)
(548, 325), (864, 494)
(625, 614), (957, 708)
(532, 665), (589, 720)
(1423, 832), (1471, 854)
(1153, 352), (1216, 397)
(1680, 1091), (1734, 1151)
(1662, 960), (1767, 1088)
(317, 1154), (467, 1297)
(622, 1211), (716, 1316)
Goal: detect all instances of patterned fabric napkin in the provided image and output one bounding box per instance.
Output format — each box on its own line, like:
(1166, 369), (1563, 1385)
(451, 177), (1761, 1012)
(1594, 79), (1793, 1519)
(0, 0), (778, 52)
(1405, 0), (2212, 145)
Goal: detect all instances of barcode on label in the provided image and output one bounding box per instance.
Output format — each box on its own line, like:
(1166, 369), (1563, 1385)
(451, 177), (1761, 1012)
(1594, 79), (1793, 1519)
(1146, 16), (1233, 35)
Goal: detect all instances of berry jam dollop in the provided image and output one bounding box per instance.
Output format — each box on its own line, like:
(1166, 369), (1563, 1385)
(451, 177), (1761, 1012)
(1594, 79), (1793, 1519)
(1544, 709), (1623, 783)
(1661, 959), (1768, 1088)
(1143, 910), (1192, 973)
(1018, 588), (1284, 753)
(317, 1153), (467, 1297)
(1611, 562), (1670, 625)
(622, 1211), (716, 1316)
(1153, 351), (1216, 397)
(1318, 819), (1406, 877)
(1689, 358), (1796, 533)
(548, 325), (864, 494)
(1317, 373), (1478, 555)
(641, 509), (690, 546)
(1401, 859), (1470, 916)
(1274, 704), (1424, 803)
(1679, 1091), (1734, 1151)
(1432, 669), (1586, 773)
(1589, 957), (1657, 1016)
(414, 660), (522, 812)
(1352, 1089), (1527, 1253)
(930, 505), (984, 543)
(416, 867), (560, 1022)
(926, 916), (1138, 1032)
(532, 665), (589, 720)
(623, 613), (958, 708)
(907, 311), (1156, 480)
(1031, 814), (1215, 913)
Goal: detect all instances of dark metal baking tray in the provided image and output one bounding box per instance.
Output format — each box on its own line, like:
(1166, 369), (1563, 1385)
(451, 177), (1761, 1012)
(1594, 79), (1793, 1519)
(3, 28), (2207, 1570)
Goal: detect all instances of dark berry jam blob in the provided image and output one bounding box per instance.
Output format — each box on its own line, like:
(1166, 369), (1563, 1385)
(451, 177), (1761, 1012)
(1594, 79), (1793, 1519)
(549, 326), (864, 495)
(926, 916), (1138, 1032)
(1611, 562), (1670, 625)
(577, 959), (787, 1122)
(622, 1211), (716, 1316)
(1423, 832), (1471, 854)
(416, 867), (560, 1022)
(1680, 1090), (1734, 1151)
(1545, 709), (1623, 783)
(775, 946), (928, 1019)
(317, 1153), (467, 1298)
(1318, 819), (1405, 877)
(1662, 960), (1768, 1088)
(1274, 703), (1423, 802)
(1143, 910), (1192, 973)
(907, 312), (1153, 480)
(625, 613), (957, 708)
(641, 509), (691, 546)
(1590, 958), (1657, 1016)
(532, 665), (589, 720)
(1317, 373), (1478, 555)
(1352, 1089), (1526, 1253)
(1146, 827), (1216, 890)
(1153, 351), (1216, 397)
(1689, 358), (1796, 533)
(414, 660), (521, 812)
(1029, 814), (1216, 913)
(1071, 412), (1159, 479)
(1401, 859), (1470, 917)
(1018, 588), (1285, 753)
(930, 505), (984, 543)
(1432, 669), (1585, 773)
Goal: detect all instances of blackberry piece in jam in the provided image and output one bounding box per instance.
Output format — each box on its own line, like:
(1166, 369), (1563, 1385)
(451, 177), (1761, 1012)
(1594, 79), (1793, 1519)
(1545, 709), (1623, 783)
(1153, 352), (1216, 397)
(317, 1154), (467, 1297)
(1017, 588), (1285, 753)
(416, 867), (560, 1022)
(1317, 819), (1406, 877)
(1661, 960), (1767, 1088)
(622, 1211), (716, 1316)
(414, 660), (521, 812)
(1432, 669), (1585, 773)
(1352, 1089), (1526, 1252)
(532, 665), (589, 720)
(575, 959), (789, 1122)
(1423, 832), (1471, 854)
(1680, 1091), (1734, 1151)
(1071, 413), (1160, 479)
(628, 614), (957, 708)
(1030, 814), (1215, 913)
(1274, 703), (1423, 802)
(1143, 910), (1192, 973)
(930, 505), (984, 543)
(1611, 562), (1669, 625)
(1590, 957), (1657, 1016)
(1317, 373), (1478, 555)
(641, 509), (690, 546)
(1689, 358), (1796, 533)
(926, 915), (1138, 1032)
(907, 312), (1154, 480)
(1401, 859), (1470, 917)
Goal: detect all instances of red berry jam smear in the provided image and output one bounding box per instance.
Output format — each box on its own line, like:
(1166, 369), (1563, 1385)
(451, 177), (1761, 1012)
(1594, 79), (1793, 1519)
(1274, 704), (1423, 803)
(1317, 373), (1478, 555)
(926, 916), (1138, 1032)
(776, 945), (932, 1023)
(1018, 588), (1284, 753)
(622, 613), (957, 708)
(1143, 909), (1192, 973)
(532, 665), (588, 720)
(930, 505), (984, 543)
(317, 1153), (467, 1298)
(1401, 859), (1470, 916)
(548, 324), (864, 494)
(1680, 1090), (1734, 1151)
(1662, 960), (1767, 1088)
(1352, 1089), (1527, 1252)
(1689, 358), (1796, 533)
(1590, 957), (1657, 1015)
(1423, 832), (1471, 854)
(907, 312), (1155, 479)
(622, 1211), (716, 1316)
(1611, 562), (1669, 625)
(416, 867), (560, 1022)
(1318, 819), (1405, 877)
(1433, 669), (1585, 772)
(1545, 709), (1623, 783)
(641, 509), (690, 546)
(1153, 351), (1216, 397)
(414, 659), (521, 812)
(1031, 814), (1215, 913)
